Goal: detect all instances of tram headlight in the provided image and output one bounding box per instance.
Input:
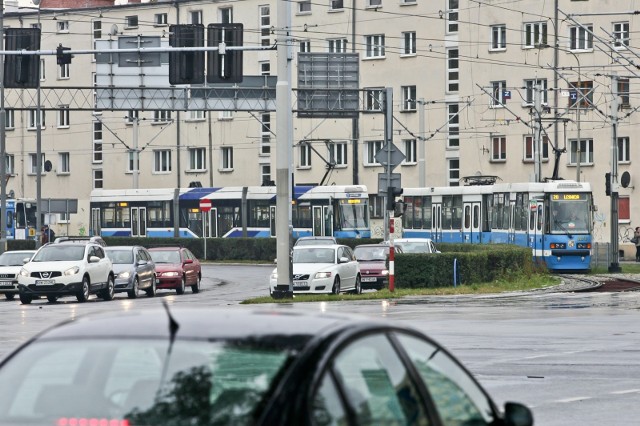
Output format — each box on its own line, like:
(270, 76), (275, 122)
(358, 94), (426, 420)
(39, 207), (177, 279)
(550, 243), (566, 249)
(577, 243), (591, 249)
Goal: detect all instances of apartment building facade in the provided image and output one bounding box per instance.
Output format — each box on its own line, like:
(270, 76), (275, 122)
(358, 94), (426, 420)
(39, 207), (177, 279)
(3, 0), (638, 242)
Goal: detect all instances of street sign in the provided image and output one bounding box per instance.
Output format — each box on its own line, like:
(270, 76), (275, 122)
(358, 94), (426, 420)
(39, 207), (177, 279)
(199, 199), (212, 212)
(503, 90), (511, 99)
(378, 173), (401, 195)
(570, 91), (578, 101)
(375, 143), (406, 171)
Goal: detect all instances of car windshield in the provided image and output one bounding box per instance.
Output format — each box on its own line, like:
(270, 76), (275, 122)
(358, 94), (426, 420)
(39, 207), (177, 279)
(292, 248), (336, 264)
(396, 242), (431, 253)
(32, 246), (85, 262)
(0, 252), (32, 266)
(105, 250), (134, 264)
(354, 246), (388, 261)
(149, 250), (181, 264)
(0, 338), (291, 425)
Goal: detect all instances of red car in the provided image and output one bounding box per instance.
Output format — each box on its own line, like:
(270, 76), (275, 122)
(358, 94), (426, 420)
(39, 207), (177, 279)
(353, 244), (402, 290)
(148, 247), (201, 294)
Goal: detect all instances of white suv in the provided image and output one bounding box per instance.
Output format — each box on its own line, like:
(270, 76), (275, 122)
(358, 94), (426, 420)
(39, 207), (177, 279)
(17, 241), (115, 304)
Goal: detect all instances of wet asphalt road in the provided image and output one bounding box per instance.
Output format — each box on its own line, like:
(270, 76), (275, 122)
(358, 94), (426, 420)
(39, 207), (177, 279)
(2, 263), (640, 426)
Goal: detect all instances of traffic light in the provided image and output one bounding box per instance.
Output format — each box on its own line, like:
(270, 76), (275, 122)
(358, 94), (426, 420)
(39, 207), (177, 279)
(207, 23), (243, 84)
(4, 28), (40, 89)
(386, 186), (404, 211)
(169, 24), (205, 85)
(605, 172), (611, 197)
(56, 44), (73, 65)
(394, 201), (407, 218)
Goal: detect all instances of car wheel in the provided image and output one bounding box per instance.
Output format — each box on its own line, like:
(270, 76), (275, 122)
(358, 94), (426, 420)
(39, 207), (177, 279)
(331, 276), (341, 295)
(145, 276), (157, 297)
(77, 276), (90, 303)
(127, 277), (139, 299)
(19, 293), (32, 305)
(353, 275), (362, 295)
(191, 274), (201, 294)
(101, 275), (115, 301)
(47, 295), (58, 303)
(176, 276), (186, 295)
(5, 293), (15, 301)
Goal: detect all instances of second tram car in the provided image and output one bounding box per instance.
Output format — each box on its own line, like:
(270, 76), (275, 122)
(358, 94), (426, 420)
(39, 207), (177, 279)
(90, 185), (370, 240)
(400, 180), (594, 271)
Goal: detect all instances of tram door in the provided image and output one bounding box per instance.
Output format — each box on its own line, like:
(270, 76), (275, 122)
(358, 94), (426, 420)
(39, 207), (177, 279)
(530, 202), (545, 261)
(203, 208), (217, 238)
(508, 201), (516, 244)
(270, 206), (276, 237)
(312, 206), (333, 236)
(130, 207), (147, 237)
(431, 204), (442, 242)
(91, 208), (101, 237)
(463, 202), (481, 243)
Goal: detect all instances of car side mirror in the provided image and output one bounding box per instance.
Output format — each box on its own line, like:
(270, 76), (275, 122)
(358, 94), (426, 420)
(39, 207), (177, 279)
(503, 402), (533, 426)
(22, 257), (30, 264)
(184, 259), (193, 264)
(137, 260), (148, 266)
(339, 256), (349, 263)
(89, 255), (101, 263)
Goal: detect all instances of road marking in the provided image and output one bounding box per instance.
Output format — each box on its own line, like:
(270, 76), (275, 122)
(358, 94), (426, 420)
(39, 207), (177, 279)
(556, 397), (592, 403)
(610, 389), (640, 395)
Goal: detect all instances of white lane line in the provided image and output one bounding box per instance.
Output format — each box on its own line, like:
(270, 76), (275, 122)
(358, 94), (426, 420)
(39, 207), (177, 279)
(556, 397), (592, 403)
(610, 389), (640, 395)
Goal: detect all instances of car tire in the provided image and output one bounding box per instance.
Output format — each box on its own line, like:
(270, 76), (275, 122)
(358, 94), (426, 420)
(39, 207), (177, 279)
(176, 276), (186, 295)
(145, 276), (157, 297)
(5, 293), (15, 301)
(77, 276), (90, 303)
(191, 274), (201, 294)
(331, 276), (341, 295)
(127, 277), (139, 299)
(47, 295), (58, 303)
(100, 275), (115, 301)
(352, 275), (362, 295)
(19, 293), (32, 305)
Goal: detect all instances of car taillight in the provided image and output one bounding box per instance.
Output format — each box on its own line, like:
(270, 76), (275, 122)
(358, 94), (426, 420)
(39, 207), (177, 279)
(57, 418), (131, 426)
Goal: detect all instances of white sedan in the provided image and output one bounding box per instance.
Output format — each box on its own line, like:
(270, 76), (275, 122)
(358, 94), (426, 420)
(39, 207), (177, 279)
(270, 244), (361, 296)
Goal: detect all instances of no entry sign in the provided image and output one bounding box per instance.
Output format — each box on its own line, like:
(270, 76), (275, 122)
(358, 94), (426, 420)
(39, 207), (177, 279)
(199, 199), (212, 212)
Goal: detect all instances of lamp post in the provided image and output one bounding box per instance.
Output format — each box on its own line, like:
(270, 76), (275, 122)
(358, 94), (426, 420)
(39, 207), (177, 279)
(0, 0), (6, 254)
(34, 0), (42, 247)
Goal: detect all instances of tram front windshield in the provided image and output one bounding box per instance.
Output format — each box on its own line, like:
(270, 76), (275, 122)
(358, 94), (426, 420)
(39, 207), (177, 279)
(337, 200), (369, 230)
(550, 193), (591, 234)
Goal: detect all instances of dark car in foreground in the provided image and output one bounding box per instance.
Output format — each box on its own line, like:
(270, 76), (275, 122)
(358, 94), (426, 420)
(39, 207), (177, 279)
(353, 244), (401, 290)
(0, 307), (533, 426)
(148, 247), (201, 294)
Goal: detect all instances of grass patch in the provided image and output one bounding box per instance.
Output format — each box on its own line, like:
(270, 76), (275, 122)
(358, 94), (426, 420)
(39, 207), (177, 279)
(590, 263), (640, 274)
(242, 273), (560, 304)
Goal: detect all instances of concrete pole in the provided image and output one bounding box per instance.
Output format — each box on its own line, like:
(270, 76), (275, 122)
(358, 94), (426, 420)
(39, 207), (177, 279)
(533, 83), (542, 182)
(275, 0), (293, 295)
(0, 0), (7, 253)
(418, 98), (425, 187)
(36, 5), (42, 247)
(609, 73), (621, 272)
(383, 87), (393, 242)
(133, 117), (139, 189)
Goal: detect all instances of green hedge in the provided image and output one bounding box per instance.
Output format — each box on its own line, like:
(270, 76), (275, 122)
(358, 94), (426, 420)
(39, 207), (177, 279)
(7, 239), (36, 251)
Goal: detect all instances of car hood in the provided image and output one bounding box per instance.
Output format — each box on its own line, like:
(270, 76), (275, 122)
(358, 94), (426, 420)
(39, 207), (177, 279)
(154, 263), (182, 272)
(271, 262), (335, 276)
(23, 260), (84, 272)
(112, 264), (135, 274)
(357, 260), (386, 271)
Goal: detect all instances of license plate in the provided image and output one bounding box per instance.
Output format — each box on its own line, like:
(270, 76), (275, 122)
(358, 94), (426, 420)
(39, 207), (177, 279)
(0, 281), (13, 286)
(293, 280), (307, 287)
(35, 280), (56, 286)
(361, 277), (377, 282)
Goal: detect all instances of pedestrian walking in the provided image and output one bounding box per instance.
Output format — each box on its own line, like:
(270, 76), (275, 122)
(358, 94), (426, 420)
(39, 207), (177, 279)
(634, 227), (640, 262)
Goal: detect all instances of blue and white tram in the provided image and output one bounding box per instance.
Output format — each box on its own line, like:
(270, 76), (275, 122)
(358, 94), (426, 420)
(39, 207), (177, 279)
(90, 185), (370, 239)
(400, 181), (593, 271)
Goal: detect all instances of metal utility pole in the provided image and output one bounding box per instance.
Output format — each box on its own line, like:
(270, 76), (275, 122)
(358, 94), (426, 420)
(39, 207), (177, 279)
(132, 117), (139, 189)
(418, 98), (426, 187)
(533, 83), (542, 182)
(35, 0), (42, 247)
(0, 0), (6, 253)
(609, 73), (621, 272)
(383, 87), (393, 241)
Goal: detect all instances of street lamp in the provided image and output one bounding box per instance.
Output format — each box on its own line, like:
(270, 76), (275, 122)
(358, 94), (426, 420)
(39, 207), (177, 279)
(33, 0), (43, 247)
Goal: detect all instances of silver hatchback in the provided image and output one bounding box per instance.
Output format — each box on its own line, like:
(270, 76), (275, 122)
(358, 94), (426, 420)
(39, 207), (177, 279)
(105, 246), (156, 298)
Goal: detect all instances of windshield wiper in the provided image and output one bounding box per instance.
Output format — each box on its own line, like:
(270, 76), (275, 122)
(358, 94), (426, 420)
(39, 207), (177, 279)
(157, 300), (180, 399)
(554, 219), (573, 238)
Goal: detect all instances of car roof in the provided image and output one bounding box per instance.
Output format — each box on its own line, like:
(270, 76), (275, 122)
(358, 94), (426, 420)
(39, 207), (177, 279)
(148, 246), (182, 251)
(355, 244), (389, 248)
(297, 236), (336, 240)
(293, 244), (342, 250)
(54, 236), (107, 246)
(394, 238), (434, 243)
(105, 245), (143, 251)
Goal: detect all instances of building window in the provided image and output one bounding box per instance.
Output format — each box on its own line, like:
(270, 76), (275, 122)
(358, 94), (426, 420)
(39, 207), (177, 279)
(153, 111), (171, 123)
(523, 22), (547, 48)
(189, 148), (206, 171)
(401, 86), (416, 111)
(618, 136), (630, 163)
(189, 10), (202, 25)
(28, 110), (45, 129)
(298, 1), (311, 14)
(330, 0), (344, 11)
(328, 142), (347, 166)
(220, 7), (233, 23)
(448, 159), (460, 186)
(401, 0), (416, 3)
(524, 79), (548, 105)
(299, 40), (311, 52)
(5, 109), (14, 130)
(261, 164), (271, 185)
(402, 31), (416, 55)
(261, 113), (271, 155)
(260, 5), (271, 46)
(58, 152), (70, 174)
(299, 143), (312, 168)
(127, 151), (139, 173)
(365, 88), (384, 111)
(154, 13), (168, 26)
(446, 48), (459, 93)
(618, 78), (630, 108)
(260, 61), (271, 75)
(491, 25), (506, 50)
(219, 110), (233, 120)
(125, 16), (138, 29)
(368, 0), (382, 6)
(59, 63), (70, 79)
(154, 150), (172, 173)
(570, 81), (593, 108)
(93, 121), (102, 163)
(366, 140), (384, 165)
(365, 34), (385, 58)
(404, 139), (417, 164)
(221, 146), (233, 170)
(57, 106), (70, 128)
(490, 81), (507, 107)
(491, 136), (507, 162)
(523, 135), (549, 162)
(93, 169), (103, 189)
(613, 22), (629, 49)
(569, 25), (593, 50)
(328, 38), (347, 53)
(5, 154), (14, 175)
(369, 195), (384, 219)
(447, 104), (459, 148)
(57, 21), (69, 33)
(447, 0), (458, 33)
(92, 20), (102, 40)
(569, 138), (594, 165)
(29, 154), (45, 174)
(188, 110), (205, 121)
(126, 110), (139, 124)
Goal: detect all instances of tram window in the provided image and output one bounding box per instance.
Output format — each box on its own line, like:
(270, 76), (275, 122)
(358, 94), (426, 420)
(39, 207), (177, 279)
(6, 211), (13, 229)
(423, 197), (432, 229)
(464, 205), (470, 229)
(117, 206), (130, 227)
(529, 208), (536, 231)
(537, 206), (544, 231)
(442, 196), (453, 229)
(249, 201), (270, 228)
(293, 204), (312, 229)
(102, 208), (115, 228)
(403, 196), (414, 229)
(473, 205), (480, 229)
(483, 195), (492, 231)
(452, 196), (463, 229)
(502, 200), (510, 230)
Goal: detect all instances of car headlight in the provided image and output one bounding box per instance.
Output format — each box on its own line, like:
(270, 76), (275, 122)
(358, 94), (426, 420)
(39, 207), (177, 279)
(163, 271), (180, 277)
(64, 266), (80, 276)
(118, 271), (131, 279)
(381, 270), (389, 276)
(19, 268), (29, 277)
(314, 272), (332, 279)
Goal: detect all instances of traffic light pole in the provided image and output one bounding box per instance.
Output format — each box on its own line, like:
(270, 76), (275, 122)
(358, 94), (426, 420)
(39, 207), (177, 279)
(609, 73), (621, 272)
(0, 0), (6, 254)
(383, 88), (393, 242)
